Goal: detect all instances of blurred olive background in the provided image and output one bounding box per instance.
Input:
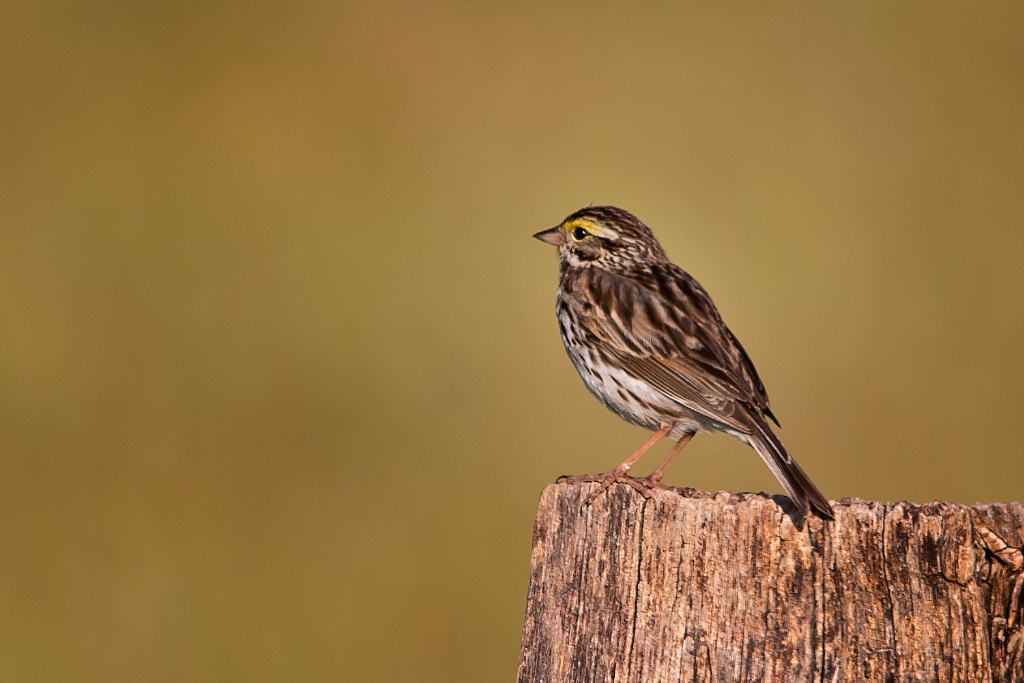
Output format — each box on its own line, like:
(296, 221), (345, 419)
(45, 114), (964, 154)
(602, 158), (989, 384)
(1, 1), (1022, 681)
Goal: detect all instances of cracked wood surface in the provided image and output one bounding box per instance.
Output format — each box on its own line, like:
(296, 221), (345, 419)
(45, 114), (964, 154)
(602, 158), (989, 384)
(516, 482), (1024, 683)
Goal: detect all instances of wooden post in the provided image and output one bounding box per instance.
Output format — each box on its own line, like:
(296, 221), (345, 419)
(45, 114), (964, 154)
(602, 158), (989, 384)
(516, 482), (1024, 683)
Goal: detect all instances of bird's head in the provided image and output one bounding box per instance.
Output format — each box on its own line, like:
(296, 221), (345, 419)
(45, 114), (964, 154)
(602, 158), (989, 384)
(533, 206), (667, 272)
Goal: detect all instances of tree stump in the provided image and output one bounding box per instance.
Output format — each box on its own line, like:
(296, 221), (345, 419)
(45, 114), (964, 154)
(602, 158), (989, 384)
(516, 482), (1024, 683)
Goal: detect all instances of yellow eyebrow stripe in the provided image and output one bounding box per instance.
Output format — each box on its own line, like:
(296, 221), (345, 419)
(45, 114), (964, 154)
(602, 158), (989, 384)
(561, 218), (604, 235)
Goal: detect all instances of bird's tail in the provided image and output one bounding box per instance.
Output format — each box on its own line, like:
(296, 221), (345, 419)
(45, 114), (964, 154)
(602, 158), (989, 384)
(746, 418), (833, 527)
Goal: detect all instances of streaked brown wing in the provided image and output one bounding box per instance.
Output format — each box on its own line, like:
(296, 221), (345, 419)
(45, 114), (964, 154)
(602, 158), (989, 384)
(618, 352), (752, 433)
(652, 263), (772, 411)
(566, 266), (771, 432)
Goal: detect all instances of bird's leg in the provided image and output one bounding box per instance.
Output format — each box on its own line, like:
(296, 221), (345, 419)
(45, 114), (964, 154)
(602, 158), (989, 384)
(610, 423), (674, 477)
(562, 423), (673, 504)
(640, 432), (694, 489)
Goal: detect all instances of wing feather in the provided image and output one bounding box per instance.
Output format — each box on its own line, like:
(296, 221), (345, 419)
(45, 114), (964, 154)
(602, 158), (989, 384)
(565, 265), (773, 432)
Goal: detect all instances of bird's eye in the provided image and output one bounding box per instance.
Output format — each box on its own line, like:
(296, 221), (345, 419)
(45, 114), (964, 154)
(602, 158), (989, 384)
(572, 227), (589, 240)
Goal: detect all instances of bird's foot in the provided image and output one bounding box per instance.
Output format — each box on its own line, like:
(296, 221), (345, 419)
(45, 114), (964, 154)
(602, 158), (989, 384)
(636, 473), (671, 492)
(558, 470), (654, 505)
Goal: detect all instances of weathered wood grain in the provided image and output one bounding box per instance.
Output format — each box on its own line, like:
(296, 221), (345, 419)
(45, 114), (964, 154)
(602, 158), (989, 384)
(516, 483), (1024, 683)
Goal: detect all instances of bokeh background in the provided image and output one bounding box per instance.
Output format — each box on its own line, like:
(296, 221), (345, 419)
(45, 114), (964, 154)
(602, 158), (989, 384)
(1, 1), (1022, 680)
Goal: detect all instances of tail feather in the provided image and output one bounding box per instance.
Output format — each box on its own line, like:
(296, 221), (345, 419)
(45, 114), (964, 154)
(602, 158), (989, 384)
(746, 419), (833, 526)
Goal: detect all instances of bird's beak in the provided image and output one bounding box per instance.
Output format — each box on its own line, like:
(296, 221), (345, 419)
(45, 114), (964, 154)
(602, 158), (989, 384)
(533, 227), (564, 246)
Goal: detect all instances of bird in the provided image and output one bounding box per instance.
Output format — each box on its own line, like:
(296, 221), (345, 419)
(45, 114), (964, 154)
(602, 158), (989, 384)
(533, 206), (833, 526)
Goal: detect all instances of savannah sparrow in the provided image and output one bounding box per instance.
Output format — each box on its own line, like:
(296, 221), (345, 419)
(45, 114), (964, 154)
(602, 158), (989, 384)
(534, 206), (833, 525)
